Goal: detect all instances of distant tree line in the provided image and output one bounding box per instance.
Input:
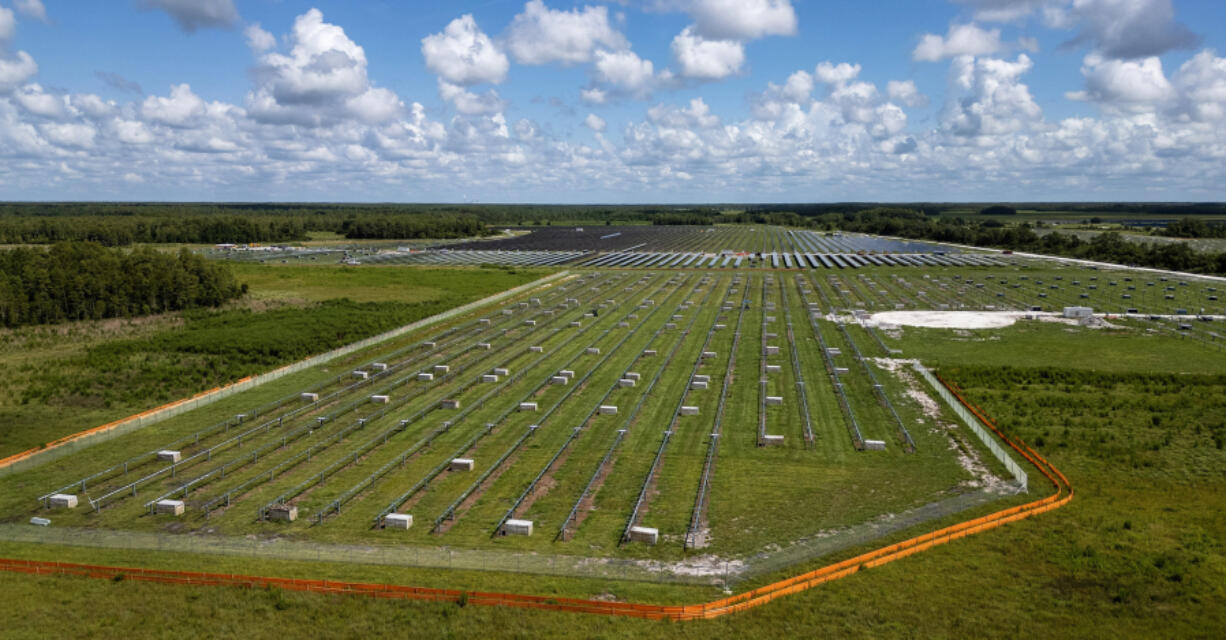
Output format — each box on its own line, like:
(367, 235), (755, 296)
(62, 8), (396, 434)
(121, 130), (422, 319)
(826, 208), (1226, 275)
(0, 243), (244, 327)
(340, 214), (487, 239)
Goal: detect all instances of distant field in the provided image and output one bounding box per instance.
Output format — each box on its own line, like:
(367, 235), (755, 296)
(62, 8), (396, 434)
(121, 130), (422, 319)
(0, 265), (549, 458)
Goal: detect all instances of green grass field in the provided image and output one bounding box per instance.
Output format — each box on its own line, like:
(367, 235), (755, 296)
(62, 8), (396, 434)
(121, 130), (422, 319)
(1, 257), (1224, 638)
(0, 265), (549, 459)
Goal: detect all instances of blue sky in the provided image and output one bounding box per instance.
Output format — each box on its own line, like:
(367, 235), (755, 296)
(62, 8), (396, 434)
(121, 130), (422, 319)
(1, 0), (1224, 202)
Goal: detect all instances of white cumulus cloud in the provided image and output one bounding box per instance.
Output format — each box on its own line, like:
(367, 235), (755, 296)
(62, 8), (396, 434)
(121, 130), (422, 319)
(683, 0), (797, 40)
(913, 23), (1004, 61)
(671, 27), (744, 80)
(584, 113), (606, 132)
(421, 15), (509, 86)
(14, 0), (47, 22)
(505, 0), (627, 66)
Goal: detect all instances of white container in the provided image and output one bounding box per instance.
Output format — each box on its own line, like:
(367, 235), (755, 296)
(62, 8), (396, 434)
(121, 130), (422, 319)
(493, 367), (510, 376)
(766, 396), (783, 406)
(691, 381), (708, 390)
(834, 367), (850, 375)
(482, 374), (499, 383)
(559, 370), (575, 379)
(586, 347), (600, 355)
(530, 346), (543, 352)
(441, 399), (461, 409)
(762, 434), (785, 446)
(418, 372), (434, 382)
(157, 450), (181, 463)
(599, 405), (618, 415)
(371, 395), (390, 404)
(693, 374), (710, 382)
(570, 321), (582, 327)
(353, 370), (369, 379)
(301, 392), (319, 402)
(434, 365), (450, 374)
(385, 513), (413, 530)
(618, 378), (636, 388)
(864, 440), (887, 451)
(679, 406), (699, 416)
(765, 364), (782, 373)
(49, 494), (77, 509)
(625, 372), (641, 380)
(450, 458), (475, 472)
(519, 402), (538, 412)
(477, 342), (491, 350)
(156, 500), (185, 516)
(643, 350), (657, 356)
(827, 348), (842, 356)
(502, 519), (534, 536)
(550, 376), (569, 385)
(628, 526), (659, 545)
(765, 346), (780, 355)
(701, 351), (717, 359)
(371, 363), (388, 371)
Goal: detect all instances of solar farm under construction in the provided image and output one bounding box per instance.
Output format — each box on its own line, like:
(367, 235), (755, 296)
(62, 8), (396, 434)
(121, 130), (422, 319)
(3, 226), (1223, 633)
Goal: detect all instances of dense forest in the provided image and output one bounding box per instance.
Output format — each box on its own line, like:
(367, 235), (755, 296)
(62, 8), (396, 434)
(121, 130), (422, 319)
(0, 203), (721, 245)
(0, 243), (244, 327)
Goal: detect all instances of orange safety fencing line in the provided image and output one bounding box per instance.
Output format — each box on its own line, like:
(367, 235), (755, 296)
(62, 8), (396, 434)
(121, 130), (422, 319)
(0, 371), (1072, 621)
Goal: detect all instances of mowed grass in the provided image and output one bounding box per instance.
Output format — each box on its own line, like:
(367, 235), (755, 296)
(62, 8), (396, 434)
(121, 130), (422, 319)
(3, 264), (1225, 638)
(0, 265), (550, 459)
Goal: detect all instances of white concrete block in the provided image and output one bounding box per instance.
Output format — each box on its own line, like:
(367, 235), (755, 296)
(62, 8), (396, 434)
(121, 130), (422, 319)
(691, 381), (708, 390)
(618, 378), (635, 388)
(530, 345), (543, 352)
(371, 395), (390, 404)
(482, 374), (499, 383)
(450, 458), (475, 472)
(864, 440), (887, 451)
(434, 365), (450, 374)
(371, 362), (388, 371)
(477, 342), (492, 350)
(679, 406), (699, 416)
(502, 519), (534, 536)
(384, 513), (413, 530)
(301, 392), (319, 402)
(625, 372), (641, 380)
(550, 376), (569, 385)
(156, 500), (184, 516)
(417, 372), (434, 381)
(441, 399), (461, 409)
(519, 402), (538, 411)
(599, 405), (618, 415)
(762, 434), (785, 446)
(49, 494), (77, 509)
(643, 350), (657, 356)
(353, 370), (369, 379)
(628, 526), (659, 545)
(586, 347), (600, 355)
(766, 396), (783, 406)
(765, 346), (780, 355)
(493, 367), (510, 376)
(765, 364), (782, 373)
(559, 370), (575, 379)
(157, 450), (181, 463)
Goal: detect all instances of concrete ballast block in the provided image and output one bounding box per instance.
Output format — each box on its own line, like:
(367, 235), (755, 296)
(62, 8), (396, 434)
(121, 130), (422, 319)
(384, 513), (413, 530)
(450, 458), (474, 472)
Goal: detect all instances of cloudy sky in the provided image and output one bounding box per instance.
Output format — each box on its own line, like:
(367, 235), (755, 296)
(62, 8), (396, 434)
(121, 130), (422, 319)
(1, 0), (1224, 202)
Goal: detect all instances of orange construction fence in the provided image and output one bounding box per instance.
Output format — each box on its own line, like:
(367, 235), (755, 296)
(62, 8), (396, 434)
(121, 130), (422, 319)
(0, 374), (1072, 620)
